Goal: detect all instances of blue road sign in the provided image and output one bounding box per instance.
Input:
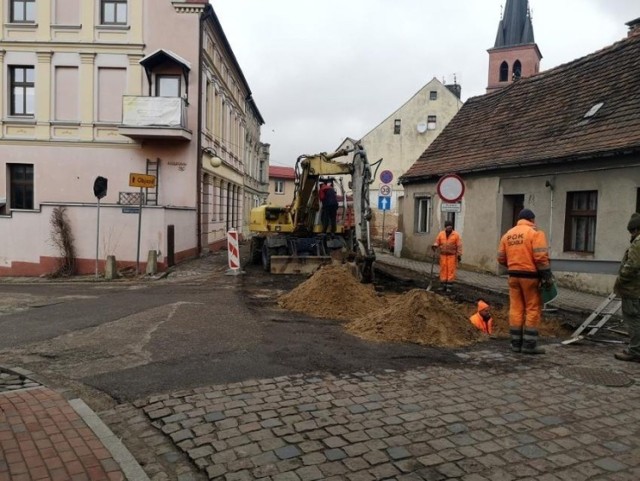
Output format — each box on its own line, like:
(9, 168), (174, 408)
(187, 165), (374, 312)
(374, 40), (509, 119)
(378, 195), (391, 211)
(380, 170), (394, 184)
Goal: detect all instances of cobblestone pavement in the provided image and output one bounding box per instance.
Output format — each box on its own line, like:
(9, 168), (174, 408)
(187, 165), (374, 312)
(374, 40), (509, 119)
(101, 343), (640, 481)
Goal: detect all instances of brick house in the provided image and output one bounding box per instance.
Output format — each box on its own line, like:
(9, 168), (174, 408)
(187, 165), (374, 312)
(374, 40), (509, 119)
(399, 18), (640, 294)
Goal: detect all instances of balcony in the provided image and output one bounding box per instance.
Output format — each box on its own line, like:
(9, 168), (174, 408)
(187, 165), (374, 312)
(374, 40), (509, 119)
(118, 96), (192, 141)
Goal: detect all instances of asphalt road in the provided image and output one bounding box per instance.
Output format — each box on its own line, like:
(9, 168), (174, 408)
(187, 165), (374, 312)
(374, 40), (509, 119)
(0, 256), (473, 405)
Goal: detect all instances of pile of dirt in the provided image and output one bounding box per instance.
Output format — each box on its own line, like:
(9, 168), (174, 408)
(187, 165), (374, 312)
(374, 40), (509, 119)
(347, 289), (483, 347)
(279, 265), (570, 347)
(278, 263), (386, 321)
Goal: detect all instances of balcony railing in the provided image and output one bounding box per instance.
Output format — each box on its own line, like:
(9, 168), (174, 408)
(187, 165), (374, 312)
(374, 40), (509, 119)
(118, 96), (192, 141)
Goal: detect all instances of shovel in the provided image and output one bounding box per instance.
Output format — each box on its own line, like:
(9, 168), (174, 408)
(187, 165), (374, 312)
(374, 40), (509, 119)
(426, 253), (437, 291)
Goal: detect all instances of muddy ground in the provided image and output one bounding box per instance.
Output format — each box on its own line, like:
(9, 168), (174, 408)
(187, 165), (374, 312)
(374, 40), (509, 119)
(0, 247), (582, 410)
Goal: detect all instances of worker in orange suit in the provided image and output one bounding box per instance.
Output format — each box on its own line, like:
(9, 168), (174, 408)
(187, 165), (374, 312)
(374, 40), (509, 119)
(470, 300), (494, 335)
(432, 220), (462, 292)
(497, 209), (552, 354)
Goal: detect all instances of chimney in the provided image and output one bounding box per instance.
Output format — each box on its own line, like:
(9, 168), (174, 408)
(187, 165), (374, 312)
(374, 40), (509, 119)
(626, 17), (640, 37)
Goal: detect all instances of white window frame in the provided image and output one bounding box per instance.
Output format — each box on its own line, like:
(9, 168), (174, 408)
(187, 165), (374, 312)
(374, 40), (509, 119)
(275, 180), (284, 194)
(415, 196), (431, 233)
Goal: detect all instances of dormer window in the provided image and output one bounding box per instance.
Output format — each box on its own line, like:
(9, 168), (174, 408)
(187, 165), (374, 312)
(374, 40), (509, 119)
(584, 102), (604, 118)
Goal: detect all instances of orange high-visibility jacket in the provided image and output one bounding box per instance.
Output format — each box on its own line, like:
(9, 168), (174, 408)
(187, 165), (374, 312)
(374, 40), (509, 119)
(497, 219), (550, 277)
(433, 230), (462, 256)
(469, 300), (493, 334)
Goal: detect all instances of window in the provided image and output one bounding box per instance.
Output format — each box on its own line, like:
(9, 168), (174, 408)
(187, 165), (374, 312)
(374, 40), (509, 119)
(9, 66), (35, 116)
(513, 60), (522, 80)
(415, 196), (431, 233)
(427, 115), (437, 130)
(393, 119), (401, 135)
(156, 75), (180, 97)
(429, 91), (437, 101)
(10, 0), (35, 23)
(275, 180), (284, 194)
(636, 188), (640, 214)
(54, 0), (80, 25)
(499, 61), (508, 82)
(97, 68), (126, 122)
(564, 191), (598, 253)
(54, 67), (79, 121)
(259, 160), (265, 183)
(9, 164), (34, 210)
(101, 0), (127, 25)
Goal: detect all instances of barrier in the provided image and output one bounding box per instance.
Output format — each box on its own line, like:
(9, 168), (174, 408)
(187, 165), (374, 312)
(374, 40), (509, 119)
(226, 229), (243, 275)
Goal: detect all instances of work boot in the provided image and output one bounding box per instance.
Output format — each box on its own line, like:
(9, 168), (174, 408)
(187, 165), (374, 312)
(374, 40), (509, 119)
(437, 283), (447, 292)
(614, 351), (640, 362)
(522, 329), (545, 354)
(445, 283), (452, 293)
(509, 328), (522, 353)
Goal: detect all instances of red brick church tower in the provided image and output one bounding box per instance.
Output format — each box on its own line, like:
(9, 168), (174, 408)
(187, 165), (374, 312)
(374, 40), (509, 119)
(487, 0), (542, 93)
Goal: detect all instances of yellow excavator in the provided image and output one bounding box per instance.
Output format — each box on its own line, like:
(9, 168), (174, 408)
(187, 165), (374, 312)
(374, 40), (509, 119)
(249, 145), (377, 283)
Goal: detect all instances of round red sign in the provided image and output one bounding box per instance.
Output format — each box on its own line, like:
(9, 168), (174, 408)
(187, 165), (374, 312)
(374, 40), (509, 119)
(436, 174), (465, 202)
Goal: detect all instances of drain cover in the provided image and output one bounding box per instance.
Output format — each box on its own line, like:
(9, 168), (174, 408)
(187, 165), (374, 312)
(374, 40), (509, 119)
(558, 366), (634, 387)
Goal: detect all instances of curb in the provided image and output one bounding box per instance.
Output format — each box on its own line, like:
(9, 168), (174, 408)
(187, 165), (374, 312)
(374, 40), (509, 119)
(69, 398), (151, 481)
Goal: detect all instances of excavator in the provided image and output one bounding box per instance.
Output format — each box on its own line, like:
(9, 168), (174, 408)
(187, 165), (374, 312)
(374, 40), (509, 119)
(249, 144), (377, 283)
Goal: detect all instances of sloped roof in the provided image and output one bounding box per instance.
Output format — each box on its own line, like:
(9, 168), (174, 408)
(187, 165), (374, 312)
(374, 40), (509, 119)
(269, 166), (295, 179)
(401, 32), (640, 183)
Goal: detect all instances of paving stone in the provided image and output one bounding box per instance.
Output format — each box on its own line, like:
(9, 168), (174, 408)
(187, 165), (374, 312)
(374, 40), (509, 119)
(275, 445), (302, 460)
(593, 457), (628, 472)
(324, 448), (347, 461)
(387, 446), (411, 460)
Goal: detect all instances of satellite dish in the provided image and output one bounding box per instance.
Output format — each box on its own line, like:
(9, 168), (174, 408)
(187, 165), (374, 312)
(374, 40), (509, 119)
(417, 122), (427, 134)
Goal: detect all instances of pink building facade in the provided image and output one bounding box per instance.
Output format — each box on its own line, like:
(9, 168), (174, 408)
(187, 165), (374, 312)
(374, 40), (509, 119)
(0, 0), (266, 276)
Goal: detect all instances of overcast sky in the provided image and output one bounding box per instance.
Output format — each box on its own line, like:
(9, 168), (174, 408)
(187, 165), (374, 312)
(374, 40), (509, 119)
(210, 0), (639, 166)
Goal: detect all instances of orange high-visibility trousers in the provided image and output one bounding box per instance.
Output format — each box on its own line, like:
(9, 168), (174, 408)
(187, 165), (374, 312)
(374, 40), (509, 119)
(439, 255), (457, 282)
(507, 277), (542, 328)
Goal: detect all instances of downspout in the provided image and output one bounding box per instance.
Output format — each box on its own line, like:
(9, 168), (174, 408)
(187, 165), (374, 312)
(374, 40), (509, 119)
(545, 178), (555, 253)
(196, 8), (205, 254)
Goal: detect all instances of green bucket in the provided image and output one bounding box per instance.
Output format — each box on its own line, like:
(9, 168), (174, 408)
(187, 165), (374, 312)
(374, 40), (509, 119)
(541, 282), (558, 304)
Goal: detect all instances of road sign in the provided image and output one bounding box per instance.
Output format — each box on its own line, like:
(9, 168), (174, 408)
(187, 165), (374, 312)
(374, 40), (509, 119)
(441, 202), (462, 213)
(378, 195), (391, 211)
(129, 173), (156, 188)
(436, 174), (465, 202)
(380, 170), (394, 184)
(379, 184), (392, 196)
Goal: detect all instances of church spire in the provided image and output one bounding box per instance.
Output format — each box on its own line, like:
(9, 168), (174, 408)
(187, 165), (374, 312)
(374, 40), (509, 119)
(487, 0), (542, 93)
(494, 0), (535, 48)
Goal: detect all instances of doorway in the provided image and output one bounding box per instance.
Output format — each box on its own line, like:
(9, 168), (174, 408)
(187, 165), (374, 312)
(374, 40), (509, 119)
(501, 194), (525, 234)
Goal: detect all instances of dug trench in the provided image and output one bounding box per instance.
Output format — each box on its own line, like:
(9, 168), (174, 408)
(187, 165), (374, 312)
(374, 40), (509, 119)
(240, 259), (580, 380)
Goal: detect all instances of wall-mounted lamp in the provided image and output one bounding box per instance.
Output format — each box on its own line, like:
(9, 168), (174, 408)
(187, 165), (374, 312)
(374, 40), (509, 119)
(203, 147), (222, 168)
(544, 179), (554, 190)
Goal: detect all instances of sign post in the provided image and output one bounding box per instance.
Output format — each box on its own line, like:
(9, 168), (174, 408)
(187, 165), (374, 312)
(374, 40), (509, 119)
(93, 176), (108, 278)
(378, 184), (393, 250)
(129, 173), (156, 274)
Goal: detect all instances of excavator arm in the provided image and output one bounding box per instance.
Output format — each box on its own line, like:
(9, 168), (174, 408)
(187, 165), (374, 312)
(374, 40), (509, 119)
(250, 144), (376, 282)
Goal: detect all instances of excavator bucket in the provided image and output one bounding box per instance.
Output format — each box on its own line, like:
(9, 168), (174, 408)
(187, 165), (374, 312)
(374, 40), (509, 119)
(269, 255), (333, 274)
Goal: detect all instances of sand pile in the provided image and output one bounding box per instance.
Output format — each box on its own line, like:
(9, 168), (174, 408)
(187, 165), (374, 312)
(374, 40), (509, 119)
(278, 263), (386, 321)
(347, 289), (483, 347)
(279, 265), (569, 347)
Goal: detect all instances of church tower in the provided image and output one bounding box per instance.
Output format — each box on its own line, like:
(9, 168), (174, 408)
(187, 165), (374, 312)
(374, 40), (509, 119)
(487, 0), (542, 93)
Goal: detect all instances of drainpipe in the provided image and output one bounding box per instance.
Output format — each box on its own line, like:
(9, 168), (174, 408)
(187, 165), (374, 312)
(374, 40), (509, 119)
(545, 178), (555, 252)
(195, 7), (206, 254)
